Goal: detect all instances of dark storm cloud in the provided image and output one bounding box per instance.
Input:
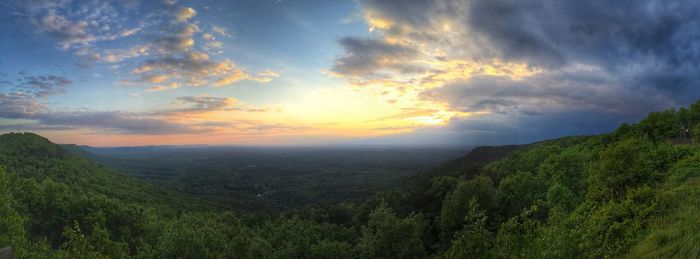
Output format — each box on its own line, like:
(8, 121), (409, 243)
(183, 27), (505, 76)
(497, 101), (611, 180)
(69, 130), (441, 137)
(359, 0), (700, 70)
(442, 110), (628, 145)
(461, 0), (700, 118)
(466, 1), (700, 80)
(343, 0), (700, 144)
(421, 72), (672, 116)
(365, 0), (700, 94)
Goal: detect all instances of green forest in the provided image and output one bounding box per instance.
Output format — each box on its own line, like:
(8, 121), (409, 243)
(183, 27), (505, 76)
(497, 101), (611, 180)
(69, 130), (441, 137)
(1, 102), (700, 258)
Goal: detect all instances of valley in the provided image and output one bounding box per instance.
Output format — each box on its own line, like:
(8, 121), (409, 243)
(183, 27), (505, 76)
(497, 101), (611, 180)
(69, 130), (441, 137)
(74, 145), (470, 212)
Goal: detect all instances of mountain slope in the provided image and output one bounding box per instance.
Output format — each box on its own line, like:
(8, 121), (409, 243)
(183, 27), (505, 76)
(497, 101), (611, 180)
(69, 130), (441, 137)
(0, 133), (182, 208)
(427, 145), (526, 176)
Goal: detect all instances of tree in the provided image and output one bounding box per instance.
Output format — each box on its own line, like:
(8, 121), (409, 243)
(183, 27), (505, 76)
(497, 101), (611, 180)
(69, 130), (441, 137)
(309, 240), (353, 259)
(60, 222), (112, 259)
(497, 171), (544, 217)
(494, 203), (542, 258)
(439, 176), (496, 241)
(153, 213), (231, 259)
(357, 202), (427, 258)
(693, 123), (700, 143)
(546, 183), (576, 212)
(587, 138), (655, 201)
(0, 168), (25, 249)
(444, 199), (493, 259)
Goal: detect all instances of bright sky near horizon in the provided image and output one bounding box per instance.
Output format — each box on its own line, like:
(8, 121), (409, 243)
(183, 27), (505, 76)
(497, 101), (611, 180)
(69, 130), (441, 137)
(1, 0), (700, 146)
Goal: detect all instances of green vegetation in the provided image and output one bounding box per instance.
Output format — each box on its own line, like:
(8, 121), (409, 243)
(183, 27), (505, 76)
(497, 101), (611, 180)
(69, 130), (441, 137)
(2, 101), (700, 258)
(77, 145), (467, 213)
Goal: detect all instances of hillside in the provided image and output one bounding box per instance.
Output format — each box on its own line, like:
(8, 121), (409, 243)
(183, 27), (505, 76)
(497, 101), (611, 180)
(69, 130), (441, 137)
(426, 145), (527, 177)
(0, 133), (183, 209)
(1, 102), (700, 258)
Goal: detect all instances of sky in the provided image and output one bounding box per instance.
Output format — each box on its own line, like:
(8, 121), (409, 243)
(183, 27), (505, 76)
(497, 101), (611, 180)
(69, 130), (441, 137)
(1, 0), (699, 146)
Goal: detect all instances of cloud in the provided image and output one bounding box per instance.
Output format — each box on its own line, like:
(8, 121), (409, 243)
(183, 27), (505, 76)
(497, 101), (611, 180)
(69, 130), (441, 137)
(0, 90), (275, 135)
(16, 0), (66, 10)
(12, 74), (72, 97)
(329, 0), (700, 144)
(19, 1), (141, 50)
(0, 92), (47, 119)
(0, 90), (211, 135)
(155, 23), (199, 52)
(128, 50), (279, 88)
(367, 108), (439, 122)
(201, 33), (224, 54)
(35, 110), (207, 134)
(146, 82), (180, 92)
(125, 4), (274, 89)
(211, 25), (229, 37)
(331, 37), (421, 78)
(0, 73), (71, 121)
(247, 70), (280, 83)
(353, 0), (700, 93)
(0, 76), (387, 140)
(0, 72), (70, 121)
(339, 11), (363, 24)
(173, 96), (236, 112)
(87, 44), (151, 63)
(0, 79), (289, 135)
(14, 0), (272, 91)
(421, 72), (671, 116)
(245, 124), (313, 133)
(175, 7), (196, 22)
(130, 52), (272, 87)
(35, 11), (95, 49)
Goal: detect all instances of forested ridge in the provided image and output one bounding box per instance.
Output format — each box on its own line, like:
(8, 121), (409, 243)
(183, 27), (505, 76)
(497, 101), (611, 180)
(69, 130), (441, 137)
(2, 102), (700, 258)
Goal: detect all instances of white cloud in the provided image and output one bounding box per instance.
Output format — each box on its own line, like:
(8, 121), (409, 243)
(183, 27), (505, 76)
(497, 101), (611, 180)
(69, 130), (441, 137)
(175, 7), (196, 22)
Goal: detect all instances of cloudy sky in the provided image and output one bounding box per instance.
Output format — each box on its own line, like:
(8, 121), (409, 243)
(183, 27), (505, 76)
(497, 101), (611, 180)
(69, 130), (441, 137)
(1, 0), (698, 146)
